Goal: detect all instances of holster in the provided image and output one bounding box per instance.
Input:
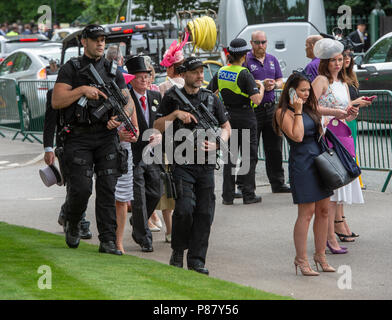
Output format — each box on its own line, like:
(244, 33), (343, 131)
(117, 145), (129, 175)
(160, 170), (177, 200)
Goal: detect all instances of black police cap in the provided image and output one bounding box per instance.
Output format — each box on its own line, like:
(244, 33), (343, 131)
(82, 24), (108, 39)
(181, 57), (207, 72)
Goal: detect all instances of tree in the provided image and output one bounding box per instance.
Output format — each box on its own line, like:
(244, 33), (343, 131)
(0, 0), (86, 25)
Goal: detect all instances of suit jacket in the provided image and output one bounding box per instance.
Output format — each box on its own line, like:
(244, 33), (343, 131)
(43, 89), (59, 149)
(348, 30), (365, 53)
(129, 88), (161, 166)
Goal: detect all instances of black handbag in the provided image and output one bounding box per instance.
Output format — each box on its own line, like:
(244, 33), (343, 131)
(314, 130), (360, 191)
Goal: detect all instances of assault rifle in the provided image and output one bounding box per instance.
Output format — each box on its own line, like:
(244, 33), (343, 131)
(78, 63), (137, 137)
(172, 86), (230, 156)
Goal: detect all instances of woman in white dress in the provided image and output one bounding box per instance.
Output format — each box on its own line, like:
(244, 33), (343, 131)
(312, 38), (364, 254)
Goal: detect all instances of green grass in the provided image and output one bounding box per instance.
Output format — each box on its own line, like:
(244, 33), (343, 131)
(0, 222), (292, 300)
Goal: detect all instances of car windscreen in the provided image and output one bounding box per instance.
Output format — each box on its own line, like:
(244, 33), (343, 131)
(243, 0), (308, 24)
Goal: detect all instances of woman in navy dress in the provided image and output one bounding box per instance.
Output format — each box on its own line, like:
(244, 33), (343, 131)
(274, 71), (334, 276)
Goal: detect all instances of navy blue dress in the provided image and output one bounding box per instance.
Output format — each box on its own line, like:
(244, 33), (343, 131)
(285, 107), (333, 204)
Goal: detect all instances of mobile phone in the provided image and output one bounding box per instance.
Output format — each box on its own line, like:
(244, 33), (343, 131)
(289, 88), (296, 104)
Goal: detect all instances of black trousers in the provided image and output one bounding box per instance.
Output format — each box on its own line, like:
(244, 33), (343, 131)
(238, 103), (285, 190)
(222, 108), (258, 201)
(172, 164), (216, 267)
(63, 129), (119, 243)
(131, 161), (162, 247)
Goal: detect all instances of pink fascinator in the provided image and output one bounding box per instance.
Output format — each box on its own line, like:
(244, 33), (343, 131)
(123, 73), (136, 84)
(160, 32), (189, 67)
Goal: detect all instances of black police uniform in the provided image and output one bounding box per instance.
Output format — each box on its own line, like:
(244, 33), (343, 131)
(55, 54), (126, 246)
(208, 69), (260, 203)
(156, 85), (228, 271)
(43, 89), (91, 238)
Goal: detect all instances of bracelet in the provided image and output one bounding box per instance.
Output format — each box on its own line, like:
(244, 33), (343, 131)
(294, 113), (302, 116)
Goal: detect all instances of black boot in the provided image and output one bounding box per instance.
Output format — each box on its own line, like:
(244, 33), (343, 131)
(80, 219), (92, 239)
(99, 241), (122, 255)
(169, 250), (184, 268)
(188, 263), (209, 276)
(243, 195), (262, 204)
(65, 221), (80, 249)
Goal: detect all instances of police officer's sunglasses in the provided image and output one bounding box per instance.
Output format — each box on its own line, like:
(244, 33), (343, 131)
(251, 40), (267, 45)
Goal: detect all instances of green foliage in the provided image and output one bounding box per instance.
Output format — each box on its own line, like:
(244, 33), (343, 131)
(325, 0), (392, 16)
(0, 0), (86, 25)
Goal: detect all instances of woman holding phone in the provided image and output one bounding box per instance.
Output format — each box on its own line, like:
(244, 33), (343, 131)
(312, 38), (364, 254)
(274, 70), (334, 276)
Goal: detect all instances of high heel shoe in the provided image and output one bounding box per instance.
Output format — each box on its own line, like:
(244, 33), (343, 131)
(294, 257), (320, 276)
(326, 240), (348, 254)
(313, 253), (336, 272)
(342, 216), (359, 237)
(334, 220), (355, 242)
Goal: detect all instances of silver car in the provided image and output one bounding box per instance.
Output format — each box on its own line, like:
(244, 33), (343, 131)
(0, 34), (50, 62)
(0, 44), (80, 130)
(355, 31), (392, 91)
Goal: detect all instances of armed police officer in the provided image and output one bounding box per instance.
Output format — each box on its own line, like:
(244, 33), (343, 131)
(208, 38), (264, 205)
(154, 57), (231, 275)
(52, 24), (137, 255)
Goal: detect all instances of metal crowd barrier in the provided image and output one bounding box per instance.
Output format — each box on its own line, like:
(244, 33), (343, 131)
(356, 90), (392, 192)
(1, 81), (391, 191)
(16, 80), (57, 143)
(257, 89), (392, 192)
(0, 77), (25, 139)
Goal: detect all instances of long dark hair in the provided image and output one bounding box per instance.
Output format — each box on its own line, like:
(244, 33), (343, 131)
(273, 73), (322, 136)
(344, 52), (359, 88)
(318, 56), (350, 84)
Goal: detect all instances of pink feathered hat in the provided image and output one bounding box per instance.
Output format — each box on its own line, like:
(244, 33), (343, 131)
(160, 32), (189, 68)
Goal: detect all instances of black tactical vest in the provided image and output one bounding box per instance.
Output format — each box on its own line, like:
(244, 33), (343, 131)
(63, 56), (116, 125)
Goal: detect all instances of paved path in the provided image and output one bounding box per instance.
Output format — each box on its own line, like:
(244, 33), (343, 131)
(0, 134), (391, 300)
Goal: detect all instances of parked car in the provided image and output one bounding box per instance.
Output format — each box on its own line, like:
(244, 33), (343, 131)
(0, 34), (50, 63)
(0, 45), (80, 130)
(51, 27), (82, 42)
(354, 32), (392, 123)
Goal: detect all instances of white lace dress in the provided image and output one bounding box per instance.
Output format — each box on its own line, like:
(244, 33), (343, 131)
(318, 80), (364, 204)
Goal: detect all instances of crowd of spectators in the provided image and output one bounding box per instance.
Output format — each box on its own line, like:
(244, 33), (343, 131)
(0, 21), (60, 38)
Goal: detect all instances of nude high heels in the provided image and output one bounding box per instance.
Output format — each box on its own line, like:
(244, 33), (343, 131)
(313, 253), (336, 272)
(294, 257), (320, 276)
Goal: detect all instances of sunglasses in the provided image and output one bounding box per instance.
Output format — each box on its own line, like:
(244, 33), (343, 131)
(343, 52), (354, 58)
(251, 40), (267, 45)
(292, 68), (312, 82)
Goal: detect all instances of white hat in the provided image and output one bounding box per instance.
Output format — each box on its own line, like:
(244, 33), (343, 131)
(313, 38), (344, 59)
(39, 165), (64, 187)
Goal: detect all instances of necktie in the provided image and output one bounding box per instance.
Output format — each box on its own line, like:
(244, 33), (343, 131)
(140, 96), (147, 111)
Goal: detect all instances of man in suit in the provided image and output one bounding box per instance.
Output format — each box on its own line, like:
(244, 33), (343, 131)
(348, 21), (370, 53)
(43, 89), (92, 239)
(125, 56), (163, 252)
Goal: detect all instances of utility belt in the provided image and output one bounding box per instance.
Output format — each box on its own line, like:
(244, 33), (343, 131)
(260, 102), (275, 108)
(71, 123), (108, 135)
(225, 104), (253, 111)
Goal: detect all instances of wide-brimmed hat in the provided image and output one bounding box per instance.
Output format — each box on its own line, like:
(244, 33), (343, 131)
(228, 38), (251, 55)
(39, 165), (63, 187)
(314, 38), (344, 59)
(125, 56), (152, 74)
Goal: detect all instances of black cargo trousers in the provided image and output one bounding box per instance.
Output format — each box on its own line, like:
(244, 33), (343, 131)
(171, 164), (216, 268)
(62, 126), (121, 243)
